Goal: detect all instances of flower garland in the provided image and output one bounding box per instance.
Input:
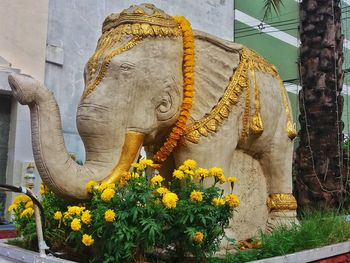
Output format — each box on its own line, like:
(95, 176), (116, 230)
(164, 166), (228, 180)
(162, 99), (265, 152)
(153, 16), (195, 163)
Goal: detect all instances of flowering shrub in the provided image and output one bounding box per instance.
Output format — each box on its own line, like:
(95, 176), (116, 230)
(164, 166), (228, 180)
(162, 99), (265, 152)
(9, 159), (239, 262)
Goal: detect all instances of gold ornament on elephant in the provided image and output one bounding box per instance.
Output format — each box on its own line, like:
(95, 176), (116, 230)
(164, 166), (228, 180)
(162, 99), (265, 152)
(185, 48), (297, 144)
(267, 193), (298, 211)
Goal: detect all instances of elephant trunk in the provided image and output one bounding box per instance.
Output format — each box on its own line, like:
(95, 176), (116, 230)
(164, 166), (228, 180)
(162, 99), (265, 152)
(8, 74), (143, 200)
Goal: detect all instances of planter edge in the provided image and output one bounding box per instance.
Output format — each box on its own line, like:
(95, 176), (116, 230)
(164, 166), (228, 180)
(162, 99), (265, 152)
(250, 241), (350, 263)
(0, 239), (76, 263)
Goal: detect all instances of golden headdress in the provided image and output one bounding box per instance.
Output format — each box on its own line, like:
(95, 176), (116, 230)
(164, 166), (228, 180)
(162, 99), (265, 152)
(102, 3), (180, 33)
(83, 4), (182, 99)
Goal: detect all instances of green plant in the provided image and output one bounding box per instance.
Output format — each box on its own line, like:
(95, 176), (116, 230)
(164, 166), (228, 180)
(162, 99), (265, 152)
(88, 160), (239, 262)
(208, 210), (350, 263)
(9, 159), (239, 263)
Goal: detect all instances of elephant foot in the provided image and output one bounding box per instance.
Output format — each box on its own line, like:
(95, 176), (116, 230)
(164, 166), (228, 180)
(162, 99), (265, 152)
(266, 210), (299, 232)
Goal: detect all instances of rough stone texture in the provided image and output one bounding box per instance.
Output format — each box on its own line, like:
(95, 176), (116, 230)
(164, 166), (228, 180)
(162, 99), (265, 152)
(45, 0), (234, 161)
(230, 150), (268, 240)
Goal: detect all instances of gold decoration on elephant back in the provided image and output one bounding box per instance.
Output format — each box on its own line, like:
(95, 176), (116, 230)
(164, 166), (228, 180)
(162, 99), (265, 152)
(267, 193), (298, 211)
(185, 47), (297, 144)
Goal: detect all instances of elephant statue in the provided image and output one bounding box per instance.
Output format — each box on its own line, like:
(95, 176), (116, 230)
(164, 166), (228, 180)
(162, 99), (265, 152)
(8, 3), (298, 240)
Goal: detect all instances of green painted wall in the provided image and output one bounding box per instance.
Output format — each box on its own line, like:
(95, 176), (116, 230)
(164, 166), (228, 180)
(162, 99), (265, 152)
(235, 0), (298, 37)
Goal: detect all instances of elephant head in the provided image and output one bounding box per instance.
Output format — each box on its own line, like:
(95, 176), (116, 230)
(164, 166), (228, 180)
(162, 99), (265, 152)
(8, 3), (243, 199)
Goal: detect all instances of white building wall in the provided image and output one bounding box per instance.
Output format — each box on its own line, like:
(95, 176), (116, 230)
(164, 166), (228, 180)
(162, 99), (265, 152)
(0, 0), (49, 217)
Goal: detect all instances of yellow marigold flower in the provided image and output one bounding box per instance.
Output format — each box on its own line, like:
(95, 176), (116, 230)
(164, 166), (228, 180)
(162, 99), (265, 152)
(156, 187), (170, 196)
(97, 182), (108, 192)
(218, 175), (226, 184)
(101, 188), (115, 202)
(212, 197), (225, 206)
(22, 195), (31, 203)
(85, 180), (96, 193)
(131, 172), (140, 179)
(195, 168), (209, 179)
(194, 231), (204, 242)
(190, 190), (203, 202)
(227, 177), (237, 183)
(104, 209), (116, 222)
(39, 183), (49, 195)
(20, 208), (34, 218)
(39, 183), (45, 195)
(183, 159), (197, 170)
(178, 165), (187, 171)
(173, 169), (185, 180)
(132, 162), (147, 172)
(8, 204), (17, 212)
(150, 175), (164, 185)
(13, 195), (31, 204)
(107, 183), (116, 189)
(25, 201), (33, 209)
(71, 218), (81, 231)
(137, 165), (147, 171)
(119, 171), (131, 187)
(82, 234), (94, 246)
(184, 170), (194, 178)
(13, 196), (20, 204)
(210, 167), (226, 183)
(209, 167), (224, 178)
(67, 206), (85, 216)
(139, 159), (153, 166)
(54, 211), (63, 220)
(81, 210), (92, 225)
(63, 212), (70, 219)
(131, 163), (139, 168)
(162, 192), (179, 209)
(225, 194), (240, 208)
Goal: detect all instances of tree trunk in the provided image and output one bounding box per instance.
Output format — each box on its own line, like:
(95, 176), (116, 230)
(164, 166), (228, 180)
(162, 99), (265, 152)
(295, 0), (346, 207)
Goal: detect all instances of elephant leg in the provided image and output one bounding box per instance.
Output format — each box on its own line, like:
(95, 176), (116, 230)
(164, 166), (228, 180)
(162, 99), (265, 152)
(260, 116), (298, 231)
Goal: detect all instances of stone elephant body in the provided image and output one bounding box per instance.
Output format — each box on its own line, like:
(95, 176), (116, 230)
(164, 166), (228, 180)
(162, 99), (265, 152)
(8, 4), (297, 242)
(159, 31), (296, 240)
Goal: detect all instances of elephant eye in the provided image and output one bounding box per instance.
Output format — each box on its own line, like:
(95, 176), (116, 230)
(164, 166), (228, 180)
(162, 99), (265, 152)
(120, 62), (134, 71)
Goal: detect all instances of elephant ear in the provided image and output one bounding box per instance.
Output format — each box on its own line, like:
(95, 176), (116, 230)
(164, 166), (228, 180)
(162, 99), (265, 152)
(190, 30), (244, 122)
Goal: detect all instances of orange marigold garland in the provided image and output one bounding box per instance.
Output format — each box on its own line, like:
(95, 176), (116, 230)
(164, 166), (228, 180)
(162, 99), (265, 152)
(153, 16), (195, 163)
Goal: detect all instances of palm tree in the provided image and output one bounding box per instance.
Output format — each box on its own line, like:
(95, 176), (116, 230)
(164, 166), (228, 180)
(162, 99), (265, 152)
(263, 0), (346, 208)
(295, 0), (346, 207)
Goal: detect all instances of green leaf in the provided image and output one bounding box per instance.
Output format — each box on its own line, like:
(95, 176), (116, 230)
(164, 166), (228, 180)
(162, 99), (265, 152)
(263, 0), (284, 20)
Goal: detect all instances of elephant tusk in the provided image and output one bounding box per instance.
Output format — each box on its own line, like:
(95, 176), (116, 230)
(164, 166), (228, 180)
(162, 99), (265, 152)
(102, 131), (145, 185)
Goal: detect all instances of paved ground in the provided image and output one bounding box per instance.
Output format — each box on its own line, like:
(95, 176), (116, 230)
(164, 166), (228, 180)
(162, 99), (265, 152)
(0, 255), (22, 262)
